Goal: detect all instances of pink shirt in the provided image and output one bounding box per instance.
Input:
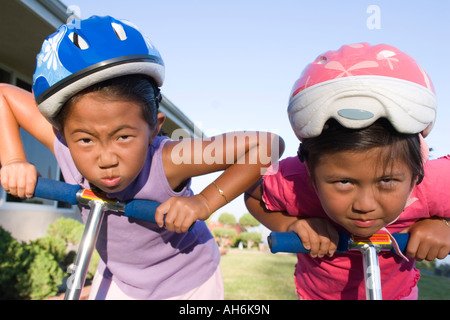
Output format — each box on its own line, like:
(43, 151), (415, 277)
(263, 155), (450, 300)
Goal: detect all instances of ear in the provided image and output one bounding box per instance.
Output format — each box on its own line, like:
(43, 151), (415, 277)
(150, 112), (166, 141)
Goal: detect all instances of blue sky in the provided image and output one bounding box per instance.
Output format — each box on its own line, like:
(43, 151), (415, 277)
(61, 0), (450, 218)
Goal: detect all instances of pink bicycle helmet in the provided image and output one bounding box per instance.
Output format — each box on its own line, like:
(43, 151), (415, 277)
(288, 43), (437, 140)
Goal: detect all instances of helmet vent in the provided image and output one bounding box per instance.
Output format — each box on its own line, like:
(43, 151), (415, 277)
(316, 56), (328, 64)
(68, 32), (89, 50)
(112, 22), (127, 40)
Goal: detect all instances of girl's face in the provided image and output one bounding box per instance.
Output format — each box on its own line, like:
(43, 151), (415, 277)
(311, 147), (416, 237)
(63, 92), (163, 193)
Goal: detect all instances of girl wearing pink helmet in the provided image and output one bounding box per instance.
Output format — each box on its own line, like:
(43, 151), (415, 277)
(245, 43), (450, 300)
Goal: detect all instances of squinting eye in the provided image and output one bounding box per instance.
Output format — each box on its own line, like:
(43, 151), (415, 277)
(379, 179), (397, 189)
(334, 180), (353, 191)
(379, 177), (396, 184)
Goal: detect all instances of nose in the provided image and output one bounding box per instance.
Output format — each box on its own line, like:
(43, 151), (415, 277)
(352, 187), (377, 214)
(97, 148), (118, 168)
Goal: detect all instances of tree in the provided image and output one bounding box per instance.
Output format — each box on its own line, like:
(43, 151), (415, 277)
(218, 212), (236, 227)
(239, 213), (260, 231)
(213, 228), (237, 248)
(239, 232), (262, 249)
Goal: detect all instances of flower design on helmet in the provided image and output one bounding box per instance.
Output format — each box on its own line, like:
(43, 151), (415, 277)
(34, 26), (72, 100)
(42, 27), (66, 71)
(324, 60), (379, 78)
(376, 50), (398, 70)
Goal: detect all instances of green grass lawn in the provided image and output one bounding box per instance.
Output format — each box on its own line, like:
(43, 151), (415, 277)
(417, 272), (450, 300)
(220, 249), (450, 300)
(220, 250), (298, 300)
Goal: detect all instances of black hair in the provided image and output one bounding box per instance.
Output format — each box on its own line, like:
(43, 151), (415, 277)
(54, 74), (161, 131)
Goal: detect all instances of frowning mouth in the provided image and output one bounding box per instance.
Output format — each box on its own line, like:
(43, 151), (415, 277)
(100, 177), (121, 188)
(351, 219), (377, 228)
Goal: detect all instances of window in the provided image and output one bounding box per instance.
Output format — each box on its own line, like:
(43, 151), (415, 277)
(15, 78), (31, 92)
(0, 68), (11, 83)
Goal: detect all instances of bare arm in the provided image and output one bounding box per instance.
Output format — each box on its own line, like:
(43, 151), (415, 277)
(244, 179), (299, 232)
(156, 131), (285, 232)
(245, 179), (339, 258)
(0, 84), (55, 197)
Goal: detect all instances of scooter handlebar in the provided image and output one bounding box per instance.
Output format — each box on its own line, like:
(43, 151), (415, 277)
(268, 231), (411, 255)
(123, 199), (161, 223)
(34, 178), (161, 224)
(34, 177), (81, 205)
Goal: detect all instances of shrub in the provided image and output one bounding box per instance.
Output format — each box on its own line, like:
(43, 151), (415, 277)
(47, 218), (100, 281)
(0, 217), (99, 299)
(14, 242), (65, 300)
(0, 227), (22, 299)
(47, 217), (85, 245)
(0, 227), (65, 299)
(32, 236), (67, 264)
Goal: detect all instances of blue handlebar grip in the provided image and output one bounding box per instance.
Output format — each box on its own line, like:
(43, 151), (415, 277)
(124, 199), (160, 223)
(391, 233), (410, 254)
(268, 231), (349, 254)
(34, 177), (80, 205)
(268, 232), (309, 253)
(124, 200), (195, 231)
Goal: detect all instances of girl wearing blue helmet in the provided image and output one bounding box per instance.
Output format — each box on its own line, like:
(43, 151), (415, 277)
(0, 16), (283, 299)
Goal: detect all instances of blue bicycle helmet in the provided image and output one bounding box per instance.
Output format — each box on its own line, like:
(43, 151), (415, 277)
(32, 15), (164, 123)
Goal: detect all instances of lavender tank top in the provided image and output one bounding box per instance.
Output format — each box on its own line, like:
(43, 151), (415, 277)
(54, 134), (220, 299)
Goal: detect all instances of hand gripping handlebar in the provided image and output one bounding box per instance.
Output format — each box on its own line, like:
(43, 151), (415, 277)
(34, 177), (161, 222)
(267, 231), (410, 254)
(267, 231), (411, 300)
